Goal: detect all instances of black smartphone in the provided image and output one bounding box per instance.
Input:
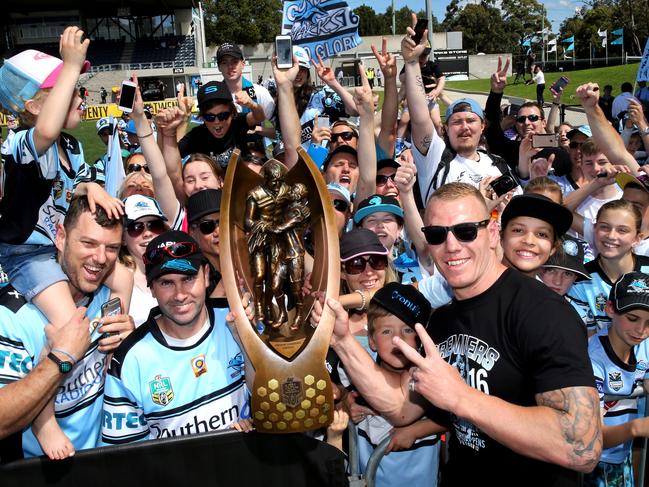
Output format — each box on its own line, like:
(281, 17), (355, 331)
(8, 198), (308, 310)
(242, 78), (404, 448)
(412, 18), (428, 45)
(275, 35), (293, 69)
(490, 174), (518, 197)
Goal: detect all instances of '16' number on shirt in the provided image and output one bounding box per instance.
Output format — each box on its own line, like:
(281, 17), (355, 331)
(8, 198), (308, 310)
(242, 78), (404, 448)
(468, 368), (489, 394)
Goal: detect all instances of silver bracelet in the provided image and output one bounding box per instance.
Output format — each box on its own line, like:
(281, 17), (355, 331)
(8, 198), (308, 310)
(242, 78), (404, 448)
(51, 348), (78, 365)
(354, 290), (366, 311)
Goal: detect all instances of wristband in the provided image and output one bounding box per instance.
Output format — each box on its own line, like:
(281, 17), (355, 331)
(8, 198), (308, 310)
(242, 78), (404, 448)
(51, 348), (78, 365)
(642, 127), (649, 137)
(354, 290), (367, 311)
(137, 132), (154, 139)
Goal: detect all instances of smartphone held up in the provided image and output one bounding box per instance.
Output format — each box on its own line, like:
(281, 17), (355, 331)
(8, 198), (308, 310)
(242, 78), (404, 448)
(118, 80), (137, 113)
(275, 35), (293, 69)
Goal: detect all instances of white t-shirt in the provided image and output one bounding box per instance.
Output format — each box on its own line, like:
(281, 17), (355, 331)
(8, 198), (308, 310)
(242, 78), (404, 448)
(130, 283), (159, 327)
(232, 81), (276, 120)
(612, 92), (639, 119)
(533, 70), (545, 85)
(413, 128), (509, 203)
(575, 189), (622, 224)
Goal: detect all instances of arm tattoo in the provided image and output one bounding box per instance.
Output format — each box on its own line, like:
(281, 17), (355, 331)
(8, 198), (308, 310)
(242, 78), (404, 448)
(536, 386), (602, 471)
(406, 59), (418, 65)
(419, 135), (432, 154)
(414, 75), (425, 95)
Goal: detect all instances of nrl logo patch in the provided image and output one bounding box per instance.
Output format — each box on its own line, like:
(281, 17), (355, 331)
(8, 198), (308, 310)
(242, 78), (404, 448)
(608, 371), (623, 392)
(280, 377), (303, 408)
(149, 374), (174, 406)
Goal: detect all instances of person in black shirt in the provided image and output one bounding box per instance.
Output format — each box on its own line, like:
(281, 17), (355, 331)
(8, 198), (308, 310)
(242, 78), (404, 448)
(320, 181), (602, 485)
(598, 85), (615, 124)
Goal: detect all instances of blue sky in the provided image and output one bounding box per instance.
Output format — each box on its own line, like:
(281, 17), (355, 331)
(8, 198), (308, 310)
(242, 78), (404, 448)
(348, 0), (583, 33)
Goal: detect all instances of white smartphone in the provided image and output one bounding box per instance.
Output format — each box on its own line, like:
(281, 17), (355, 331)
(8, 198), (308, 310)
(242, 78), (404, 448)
(275, 35), (293, 69)
(118, 80), (137, 113)
(318, 115), (330, 148)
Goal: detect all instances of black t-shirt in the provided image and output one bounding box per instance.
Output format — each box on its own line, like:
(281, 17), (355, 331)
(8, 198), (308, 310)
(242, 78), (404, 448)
(427, 269), (594, 486)
(399, 61), (443, 94)
(178, 113), (249, 168)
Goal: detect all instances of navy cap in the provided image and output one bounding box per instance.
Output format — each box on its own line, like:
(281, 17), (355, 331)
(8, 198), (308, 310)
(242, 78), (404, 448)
(197, 81), (232, 110)
(370, 282), (431, 328)
(145, 230), (206, 285)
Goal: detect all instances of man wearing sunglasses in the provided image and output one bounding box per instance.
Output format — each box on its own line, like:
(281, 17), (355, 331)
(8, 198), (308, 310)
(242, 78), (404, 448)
(328, 182), (353, 237)
(0, 196), (134, 459)
(484, 57), (549, 170)
(325, 182), (602, 484)
(102, 230), (249, 445)
(187, 188), (225, 297)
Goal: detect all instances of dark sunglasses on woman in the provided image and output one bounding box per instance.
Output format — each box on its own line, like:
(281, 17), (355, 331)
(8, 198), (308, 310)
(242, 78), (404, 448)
(127, 164), (150, 174)
(343, 254), (388, 275)
(376, 174), (396, 186)
(126, 219), (166, 238)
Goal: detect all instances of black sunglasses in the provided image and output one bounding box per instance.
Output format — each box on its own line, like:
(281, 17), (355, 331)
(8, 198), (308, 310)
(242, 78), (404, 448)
(569, 141), (583, 149)
(143, 242), (197, 265)
(515, 114), (541, 123)
(202, 111), (232, 122)
(126, 219), (166, 238)
(376, 174), (396, 186)
(343, 254), (388, 275)
(421, 219), (490, 245)
(331, 132), (357, 143)
(332, 199), (350, 213)
(192, 218), (219, 235)
(127, 164), (150, 174)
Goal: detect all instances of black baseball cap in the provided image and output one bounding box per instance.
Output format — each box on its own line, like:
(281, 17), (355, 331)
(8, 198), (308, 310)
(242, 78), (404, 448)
(145, 230), (206, 285)
(610, 272), (649, 312)
(377, 159), (400, 171)
(370, 282), (431, 328)
(322, 145), (358, 171)
(216, 43), (244, 64)
(187, 189), (222, 224)
(542, 236), (590, 282)
(197, 81), (232, 111)
(501, 194), (573, 239)
(340, 228), (388, 262)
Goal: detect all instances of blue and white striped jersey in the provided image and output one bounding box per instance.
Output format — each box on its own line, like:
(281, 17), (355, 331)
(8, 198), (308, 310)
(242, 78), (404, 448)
(101, 299), (249, 445)
(589, 332), (649, 464)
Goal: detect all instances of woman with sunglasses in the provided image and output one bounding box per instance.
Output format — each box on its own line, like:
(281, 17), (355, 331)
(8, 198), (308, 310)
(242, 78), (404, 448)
(120, 195), (169, 326)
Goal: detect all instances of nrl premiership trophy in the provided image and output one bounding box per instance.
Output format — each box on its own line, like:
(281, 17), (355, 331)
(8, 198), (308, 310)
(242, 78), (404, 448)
(220, 148), (339, 433)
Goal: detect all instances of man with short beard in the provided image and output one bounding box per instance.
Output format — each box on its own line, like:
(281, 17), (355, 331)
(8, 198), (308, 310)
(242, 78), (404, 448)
(0, 195), (133, 461)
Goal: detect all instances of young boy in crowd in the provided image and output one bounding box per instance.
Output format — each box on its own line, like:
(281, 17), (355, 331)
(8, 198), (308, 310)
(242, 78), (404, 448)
(0, 28), (132, 459)
(355, 282), (442, 486)
(584, 272), (649, 487)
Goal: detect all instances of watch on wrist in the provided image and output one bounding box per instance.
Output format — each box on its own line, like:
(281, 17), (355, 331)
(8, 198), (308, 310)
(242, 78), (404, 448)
(641, 126), (649, 136)
(48, 352), (73, 374)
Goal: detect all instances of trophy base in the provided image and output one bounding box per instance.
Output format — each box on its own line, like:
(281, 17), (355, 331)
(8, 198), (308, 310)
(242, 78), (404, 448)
(252, 361), (333, 433)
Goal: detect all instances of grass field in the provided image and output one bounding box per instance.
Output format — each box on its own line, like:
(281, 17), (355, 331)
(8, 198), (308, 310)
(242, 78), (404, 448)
(446, 62), (640, 105)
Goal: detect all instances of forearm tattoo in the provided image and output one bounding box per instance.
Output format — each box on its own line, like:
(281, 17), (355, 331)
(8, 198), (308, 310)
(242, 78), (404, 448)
(536, 386), (602, 471)
(419, 135), (432, 154)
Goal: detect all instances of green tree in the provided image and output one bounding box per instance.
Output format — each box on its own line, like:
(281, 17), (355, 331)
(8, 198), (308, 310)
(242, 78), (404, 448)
(354, 5), (382, 36)
(204, 0), (282, 46)
(443, 1), (510, 54)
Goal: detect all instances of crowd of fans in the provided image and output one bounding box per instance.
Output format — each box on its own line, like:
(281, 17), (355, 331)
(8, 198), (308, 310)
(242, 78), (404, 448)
(4, 16), (649, 486)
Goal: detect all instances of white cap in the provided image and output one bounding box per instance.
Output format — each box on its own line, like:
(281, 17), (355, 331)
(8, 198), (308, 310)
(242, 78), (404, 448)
(293, 46), (310, 69)
(123, 195), (167, 224)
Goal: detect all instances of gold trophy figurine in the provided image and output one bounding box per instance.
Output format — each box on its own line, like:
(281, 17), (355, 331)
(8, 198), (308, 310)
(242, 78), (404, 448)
(220, 148), (339, 433)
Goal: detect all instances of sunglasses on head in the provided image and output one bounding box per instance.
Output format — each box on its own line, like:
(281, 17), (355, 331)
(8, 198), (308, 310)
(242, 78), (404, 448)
(516, 114), (541, 123)
(331, 132), (357, 143)
(343, 254), (388, 275)
(376, 173), (396, 186)
(126, 219), (166, 238)
(332, 199), (350, 213)
(192, 218), (219, 235)
(569, 141), (583, 149)
(143, 242), (197, 265)
(127, 164), (150, 174)
(421, 219), (490, 245)
(202, 111), (232, 122)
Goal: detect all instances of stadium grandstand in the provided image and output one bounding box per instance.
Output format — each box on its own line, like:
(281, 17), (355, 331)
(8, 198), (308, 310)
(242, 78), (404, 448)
(1, 0), (211, 104)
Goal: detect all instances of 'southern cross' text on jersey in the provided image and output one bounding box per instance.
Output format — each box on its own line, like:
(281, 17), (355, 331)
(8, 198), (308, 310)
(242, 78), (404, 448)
(101, 299), (249, 445)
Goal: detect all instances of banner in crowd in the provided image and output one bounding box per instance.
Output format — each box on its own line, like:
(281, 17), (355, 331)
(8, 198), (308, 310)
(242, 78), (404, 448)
(80, 99), (184, 122)
(281, 0), (362, 60)
(637, 37), (649, 82)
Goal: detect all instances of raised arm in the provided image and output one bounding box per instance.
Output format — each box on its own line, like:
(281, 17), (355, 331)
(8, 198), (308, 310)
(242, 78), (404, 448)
(372, 38), (398, 157)
(234, 89), (266, 127)
(576, 83), (640, 174)
(131, 76), (181, 221)
(32, 26), (89, 155)
(402, 14), (434, 154)
(546, 85), (564, 134)
(272, 54), (301, 169)
(156, 107), (188, 204)
(351, 63), (377, 204)
(398, 324), (601, 473)
(0, 308), (90, 438)
(313, 54), (359, 117)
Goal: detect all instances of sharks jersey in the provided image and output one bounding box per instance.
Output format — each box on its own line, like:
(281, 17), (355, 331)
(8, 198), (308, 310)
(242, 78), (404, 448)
(357, 413), (440, 487)
(0, 284), (110, 458)
(0, 128), (93, 245)
(101, 299), (249, 445)
(568, 255), (649, 333)
(589, 332), (649, 464)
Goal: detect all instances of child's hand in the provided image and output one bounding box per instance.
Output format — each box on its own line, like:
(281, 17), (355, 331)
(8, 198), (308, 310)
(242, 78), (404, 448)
(385, 425), (418, 454)
(59, 26), (89, 70)
(327, 408), (349, 438)
(231, 418), (255, 433)
(84, 183), (124, 218)
(343, 391), (376, 424)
